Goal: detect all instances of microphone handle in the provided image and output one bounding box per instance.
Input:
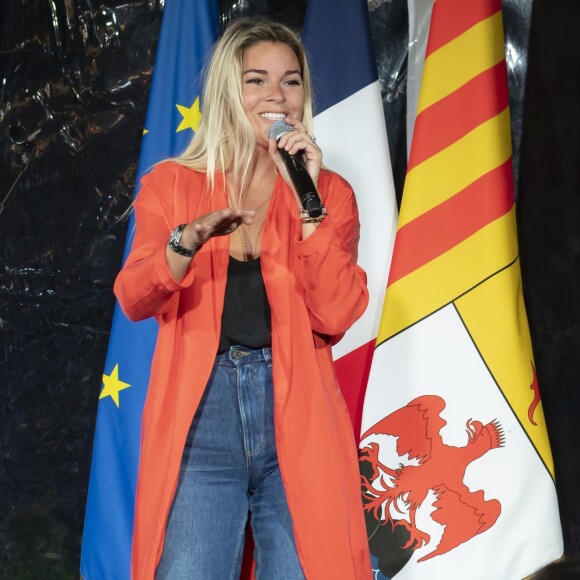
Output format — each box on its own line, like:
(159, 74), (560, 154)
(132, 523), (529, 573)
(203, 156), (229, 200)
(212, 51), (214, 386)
(278, 148), (323, 218)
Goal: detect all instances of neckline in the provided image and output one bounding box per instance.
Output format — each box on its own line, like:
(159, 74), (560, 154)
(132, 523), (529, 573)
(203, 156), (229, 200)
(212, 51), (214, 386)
(228, 255), (261, 264)
(224, 173), (281, 262)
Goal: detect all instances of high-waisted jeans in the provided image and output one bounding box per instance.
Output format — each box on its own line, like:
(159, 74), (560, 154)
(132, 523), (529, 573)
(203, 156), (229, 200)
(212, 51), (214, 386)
(156, 346), (305, 580)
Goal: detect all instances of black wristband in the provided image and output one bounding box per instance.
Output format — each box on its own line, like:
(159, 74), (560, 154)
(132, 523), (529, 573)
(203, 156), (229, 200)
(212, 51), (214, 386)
(168, 224), (200, 258)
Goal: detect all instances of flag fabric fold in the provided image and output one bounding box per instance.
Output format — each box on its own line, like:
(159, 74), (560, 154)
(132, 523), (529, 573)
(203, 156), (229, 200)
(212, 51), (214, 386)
(359, 0), (563, 578)
(302, 0), (398, 438)
(80, 3), (219, 578)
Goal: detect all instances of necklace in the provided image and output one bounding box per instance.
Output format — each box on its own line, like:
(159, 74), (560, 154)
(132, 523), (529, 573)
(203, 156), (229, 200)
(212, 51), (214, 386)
(227, 183), (267, 262)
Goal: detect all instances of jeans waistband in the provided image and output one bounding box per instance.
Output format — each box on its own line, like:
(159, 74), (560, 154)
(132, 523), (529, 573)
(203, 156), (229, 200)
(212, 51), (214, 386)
(215, 345), (272, 366)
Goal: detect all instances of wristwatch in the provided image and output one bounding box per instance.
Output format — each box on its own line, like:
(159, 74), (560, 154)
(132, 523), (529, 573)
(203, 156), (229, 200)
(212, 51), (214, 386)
(168, 224), (199, 258)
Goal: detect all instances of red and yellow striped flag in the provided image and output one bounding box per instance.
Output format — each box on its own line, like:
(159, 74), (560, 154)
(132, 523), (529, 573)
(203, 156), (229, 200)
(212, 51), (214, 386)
(359, 1), (563, 578)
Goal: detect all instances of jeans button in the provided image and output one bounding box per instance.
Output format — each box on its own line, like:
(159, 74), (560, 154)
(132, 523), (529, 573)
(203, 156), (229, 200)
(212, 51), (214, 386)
(232, 349), (241, 359)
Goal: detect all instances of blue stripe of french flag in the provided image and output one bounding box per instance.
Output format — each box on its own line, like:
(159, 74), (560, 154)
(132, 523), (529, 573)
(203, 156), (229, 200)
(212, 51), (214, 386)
(302, 0), (398, 437)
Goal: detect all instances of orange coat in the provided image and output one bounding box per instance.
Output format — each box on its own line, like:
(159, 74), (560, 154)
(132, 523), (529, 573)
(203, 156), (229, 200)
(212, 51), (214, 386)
(115, 161), (371, 579)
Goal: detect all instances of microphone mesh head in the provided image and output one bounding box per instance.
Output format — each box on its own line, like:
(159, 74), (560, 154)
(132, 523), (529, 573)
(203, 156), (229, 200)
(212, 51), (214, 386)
(268, 120), (294, 141)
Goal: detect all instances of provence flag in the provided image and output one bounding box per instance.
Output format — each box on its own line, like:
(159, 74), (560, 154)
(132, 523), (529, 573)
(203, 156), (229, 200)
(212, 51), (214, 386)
(359, 1), (563, 578)
(302, 0), (398, 438)
(80, 2), (219, 578)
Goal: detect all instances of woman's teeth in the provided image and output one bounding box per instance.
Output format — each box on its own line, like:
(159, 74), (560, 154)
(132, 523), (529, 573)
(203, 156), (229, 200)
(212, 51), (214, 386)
(259, 113), (286, 120)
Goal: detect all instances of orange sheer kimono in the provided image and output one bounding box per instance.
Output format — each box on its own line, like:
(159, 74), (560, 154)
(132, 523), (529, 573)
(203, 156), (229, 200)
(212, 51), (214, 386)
(115, 161), (371, 579)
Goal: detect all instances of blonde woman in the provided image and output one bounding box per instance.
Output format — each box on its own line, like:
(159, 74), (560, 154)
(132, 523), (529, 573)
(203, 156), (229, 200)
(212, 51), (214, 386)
(115, 17), (371, 580)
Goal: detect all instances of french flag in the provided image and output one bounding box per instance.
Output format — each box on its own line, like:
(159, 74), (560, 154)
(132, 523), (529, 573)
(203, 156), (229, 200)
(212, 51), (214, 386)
(302, 0), (398, 438)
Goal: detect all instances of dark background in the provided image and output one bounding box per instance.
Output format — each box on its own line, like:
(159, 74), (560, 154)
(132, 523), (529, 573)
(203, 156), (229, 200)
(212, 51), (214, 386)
(1, 0), (578, 576)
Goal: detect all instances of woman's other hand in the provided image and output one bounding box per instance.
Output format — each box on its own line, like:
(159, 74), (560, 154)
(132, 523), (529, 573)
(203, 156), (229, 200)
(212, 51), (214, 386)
(183, 208), (255, 249)
(166, 208), (254, 281)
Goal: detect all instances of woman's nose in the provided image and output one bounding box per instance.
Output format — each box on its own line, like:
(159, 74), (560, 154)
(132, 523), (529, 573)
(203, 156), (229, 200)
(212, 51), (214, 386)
(267, 85), (285, 102)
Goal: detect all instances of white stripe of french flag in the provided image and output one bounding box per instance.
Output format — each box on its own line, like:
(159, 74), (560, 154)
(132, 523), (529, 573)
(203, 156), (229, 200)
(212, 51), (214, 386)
(302, 0), (398, 438)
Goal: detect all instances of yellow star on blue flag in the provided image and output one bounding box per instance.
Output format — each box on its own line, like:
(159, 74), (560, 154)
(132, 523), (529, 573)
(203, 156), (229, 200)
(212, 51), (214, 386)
(176, 96), (202, 132)
(100, 364), (131, 408)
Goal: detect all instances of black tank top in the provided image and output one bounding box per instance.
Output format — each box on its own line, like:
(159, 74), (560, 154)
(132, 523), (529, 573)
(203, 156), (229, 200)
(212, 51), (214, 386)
(218, 256), (272, 353)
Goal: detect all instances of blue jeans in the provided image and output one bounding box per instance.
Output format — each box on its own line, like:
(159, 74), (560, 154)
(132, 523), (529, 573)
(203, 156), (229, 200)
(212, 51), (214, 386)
(156, 347), (305, 580)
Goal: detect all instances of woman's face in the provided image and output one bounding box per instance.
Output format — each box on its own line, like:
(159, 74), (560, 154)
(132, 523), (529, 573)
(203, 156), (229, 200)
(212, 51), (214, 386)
(241, 41), (305, 148)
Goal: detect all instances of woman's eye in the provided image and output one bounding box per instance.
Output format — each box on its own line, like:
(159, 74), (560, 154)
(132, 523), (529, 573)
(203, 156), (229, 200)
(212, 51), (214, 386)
(246, 78), (263, 85)
(285, 79), (302, 86)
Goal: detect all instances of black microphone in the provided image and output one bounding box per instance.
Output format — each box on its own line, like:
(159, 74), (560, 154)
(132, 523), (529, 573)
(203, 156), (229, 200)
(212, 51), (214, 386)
(268, 120), (323, 218)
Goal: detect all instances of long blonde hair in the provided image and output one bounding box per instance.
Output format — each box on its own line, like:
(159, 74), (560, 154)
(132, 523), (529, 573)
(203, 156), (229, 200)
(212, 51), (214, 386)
(173, 17), (314, 196)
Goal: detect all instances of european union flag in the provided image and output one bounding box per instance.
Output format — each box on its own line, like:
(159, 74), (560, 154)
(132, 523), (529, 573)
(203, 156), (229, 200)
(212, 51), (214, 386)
(81, 2), (219, 578)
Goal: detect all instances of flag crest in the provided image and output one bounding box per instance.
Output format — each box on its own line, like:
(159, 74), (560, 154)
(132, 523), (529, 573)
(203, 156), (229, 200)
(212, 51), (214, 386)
(360, 0), (563, 577)
(380, 0), (551, 463)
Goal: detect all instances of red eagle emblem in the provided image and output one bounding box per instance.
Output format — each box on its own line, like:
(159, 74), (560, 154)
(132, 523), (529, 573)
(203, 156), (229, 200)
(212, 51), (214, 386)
(360, 395), (504, 562)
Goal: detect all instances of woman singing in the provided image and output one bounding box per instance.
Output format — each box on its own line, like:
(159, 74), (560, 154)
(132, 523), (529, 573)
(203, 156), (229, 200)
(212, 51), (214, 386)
(115, 17), (371, 579)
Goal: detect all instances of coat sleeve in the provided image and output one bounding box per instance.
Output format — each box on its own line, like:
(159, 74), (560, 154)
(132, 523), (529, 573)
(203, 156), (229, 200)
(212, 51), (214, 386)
(294, 173), (369, 338)
(114, 167), (198, 322)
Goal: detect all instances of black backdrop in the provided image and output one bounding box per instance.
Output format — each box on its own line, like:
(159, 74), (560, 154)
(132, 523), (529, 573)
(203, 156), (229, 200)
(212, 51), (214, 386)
(1, 0), (579, 576)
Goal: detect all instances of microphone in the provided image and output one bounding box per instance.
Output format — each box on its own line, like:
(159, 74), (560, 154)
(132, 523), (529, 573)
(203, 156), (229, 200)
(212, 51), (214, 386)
(268, 120), (323, 218)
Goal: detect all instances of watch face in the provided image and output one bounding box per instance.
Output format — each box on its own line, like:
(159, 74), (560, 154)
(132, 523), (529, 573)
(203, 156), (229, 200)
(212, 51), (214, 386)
(168, 224), (196, 257)
(169, 226), (182, 245)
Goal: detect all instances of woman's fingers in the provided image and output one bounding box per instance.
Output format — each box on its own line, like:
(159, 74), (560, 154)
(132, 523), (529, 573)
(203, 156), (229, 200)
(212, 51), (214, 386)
(185, 209), (255, 246)
(275, 120), (318, 156)
(202, 209), (254, 235)
(269, 118), (322, 194)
